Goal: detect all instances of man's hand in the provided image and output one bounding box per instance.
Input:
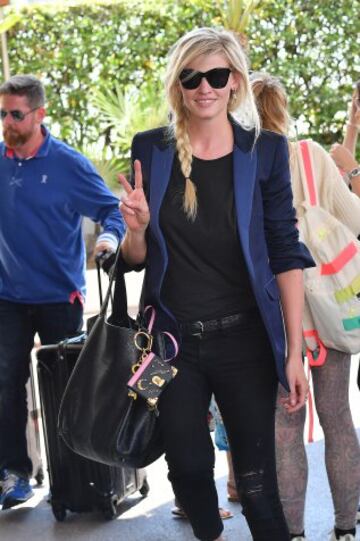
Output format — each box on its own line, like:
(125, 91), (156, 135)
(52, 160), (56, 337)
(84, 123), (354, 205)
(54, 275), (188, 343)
(94, 241), (114, 258)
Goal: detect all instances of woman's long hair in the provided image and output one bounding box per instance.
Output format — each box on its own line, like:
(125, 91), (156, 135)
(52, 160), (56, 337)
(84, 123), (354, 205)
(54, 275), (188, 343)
(250, 71), (290, 136)
(165, 27), (260, 220)
(250, 71), (296, 167)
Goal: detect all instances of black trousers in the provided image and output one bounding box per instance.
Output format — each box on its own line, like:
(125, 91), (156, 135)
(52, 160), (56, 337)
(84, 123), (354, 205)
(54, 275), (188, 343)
(158, 316), (290, 541)
(0, 299), (83, 476)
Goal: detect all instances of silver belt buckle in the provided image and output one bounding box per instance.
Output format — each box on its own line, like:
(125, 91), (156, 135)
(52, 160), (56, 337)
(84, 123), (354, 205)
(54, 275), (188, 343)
(193, 320), (204, 337)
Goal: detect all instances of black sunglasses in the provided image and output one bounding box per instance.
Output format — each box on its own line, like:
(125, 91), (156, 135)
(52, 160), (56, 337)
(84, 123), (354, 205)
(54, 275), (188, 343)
(0, 107), (39, 122)
(179, 68), (232, 90)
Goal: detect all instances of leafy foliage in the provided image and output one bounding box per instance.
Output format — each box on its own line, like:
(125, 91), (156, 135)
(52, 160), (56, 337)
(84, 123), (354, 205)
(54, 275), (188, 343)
(249, 0), (360, 145)
(216, 0), (260, 37)
(2, 0), (359, 175)
(90, 82), (168, 186)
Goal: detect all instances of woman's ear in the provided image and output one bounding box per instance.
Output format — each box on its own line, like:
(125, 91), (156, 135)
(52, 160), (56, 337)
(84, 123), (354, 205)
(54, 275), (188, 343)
(231, 70), (241, 92)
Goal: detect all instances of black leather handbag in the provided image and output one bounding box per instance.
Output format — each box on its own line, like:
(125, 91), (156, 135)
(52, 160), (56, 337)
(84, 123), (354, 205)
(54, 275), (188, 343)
(58, 251), (175, 469)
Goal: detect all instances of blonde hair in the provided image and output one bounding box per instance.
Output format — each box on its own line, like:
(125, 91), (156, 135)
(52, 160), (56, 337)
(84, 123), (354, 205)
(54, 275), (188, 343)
(250, 72), (296, 165)
(250, 72), (290, 136)
(165, 27), (260, 220)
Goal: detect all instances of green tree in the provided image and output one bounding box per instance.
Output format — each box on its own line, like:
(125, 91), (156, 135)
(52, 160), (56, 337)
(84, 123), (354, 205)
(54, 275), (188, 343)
(4, 0), (213, 151)
(1, 0), (358, 160)
(249, 0), (359, 144)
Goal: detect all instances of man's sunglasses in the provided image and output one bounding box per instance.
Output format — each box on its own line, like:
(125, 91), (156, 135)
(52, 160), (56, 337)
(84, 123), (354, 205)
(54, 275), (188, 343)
(0, 107), (39, 122)
(179, 68), (232, 90)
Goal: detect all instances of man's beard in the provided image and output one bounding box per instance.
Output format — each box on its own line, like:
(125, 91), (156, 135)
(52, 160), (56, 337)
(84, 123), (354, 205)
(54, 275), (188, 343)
(3, 127), (32, 148)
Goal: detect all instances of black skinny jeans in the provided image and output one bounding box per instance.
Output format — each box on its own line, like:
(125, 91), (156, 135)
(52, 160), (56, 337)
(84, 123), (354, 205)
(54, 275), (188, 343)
(158, 316), (290, 541)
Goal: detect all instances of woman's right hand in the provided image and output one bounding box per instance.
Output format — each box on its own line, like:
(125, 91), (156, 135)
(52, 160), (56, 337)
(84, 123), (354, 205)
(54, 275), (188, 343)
(118, 159), (150, 233)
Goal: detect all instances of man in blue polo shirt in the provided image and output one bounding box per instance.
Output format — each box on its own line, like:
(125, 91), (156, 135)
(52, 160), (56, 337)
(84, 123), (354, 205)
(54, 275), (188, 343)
(0, 75), (125, 509)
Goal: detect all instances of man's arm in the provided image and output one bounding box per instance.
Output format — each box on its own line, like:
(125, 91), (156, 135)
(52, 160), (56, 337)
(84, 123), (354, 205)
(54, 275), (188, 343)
(69, 154), (126, 253)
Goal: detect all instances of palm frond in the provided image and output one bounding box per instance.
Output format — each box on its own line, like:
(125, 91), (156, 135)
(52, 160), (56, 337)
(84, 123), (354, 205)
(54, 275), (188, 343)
(218, 0), (260, 34)
(91, 83), (168, 150)
(0, 14), (21, 34)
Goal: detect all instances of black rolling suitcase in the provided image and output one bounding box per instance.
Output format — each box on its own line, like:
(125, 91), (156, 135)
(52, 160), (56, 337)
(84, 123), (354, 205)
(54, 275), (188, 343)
(37, 337), (149, 521)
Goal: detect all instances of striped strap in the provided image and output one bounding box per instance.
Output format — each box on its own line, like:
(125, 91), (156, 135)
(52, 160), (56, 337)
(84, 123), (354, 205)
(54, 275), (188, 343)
(299, 140), (318, 206)
(306, 362), (315, 444)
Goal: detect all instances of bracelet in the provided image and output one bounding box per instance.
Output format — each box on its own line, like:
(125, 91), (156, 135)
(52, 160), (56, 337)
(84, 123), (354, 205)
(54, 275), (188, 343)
(345, 166), (360, 184)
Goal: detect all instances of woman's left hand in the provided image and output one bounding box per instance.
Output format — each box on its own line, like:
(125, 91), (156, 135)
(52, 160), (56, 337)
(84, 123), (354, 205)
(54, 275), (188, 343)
(281, 355), (309, 413)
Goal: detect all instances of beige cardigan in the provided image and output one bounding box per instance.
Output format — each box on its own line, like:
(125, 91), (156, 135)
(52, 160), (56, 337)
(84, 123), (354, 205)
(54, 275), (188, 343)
(290, 139), (360, 236)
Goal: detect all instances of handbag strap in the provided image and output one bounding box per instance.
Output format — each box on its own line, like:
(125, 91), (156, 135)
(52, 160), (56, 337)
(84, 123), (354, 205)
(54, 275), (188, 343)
(101, 251), (179, 359)
(100, 245), (128, 324)
(143, 305), (179, 361)
(299, 140), (319, 207)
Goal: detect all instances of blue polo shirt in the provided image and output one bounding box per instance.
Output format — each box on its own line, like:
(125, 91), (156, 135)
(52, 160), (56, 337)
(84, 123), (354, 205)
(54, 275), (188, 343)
(0, 127), (125, 303)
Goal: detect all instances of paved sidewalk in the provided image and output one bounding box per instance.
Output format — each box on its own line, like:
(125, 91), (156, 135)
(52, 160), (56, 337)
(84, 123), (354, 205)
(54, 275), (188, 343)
(0, 429), (359, 541)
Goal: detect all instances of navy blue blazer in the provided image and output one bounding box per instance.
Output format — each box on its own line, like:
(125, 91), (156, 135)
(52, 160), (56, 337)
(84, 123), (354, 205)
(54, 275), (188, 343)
(130, 119), (314, 389)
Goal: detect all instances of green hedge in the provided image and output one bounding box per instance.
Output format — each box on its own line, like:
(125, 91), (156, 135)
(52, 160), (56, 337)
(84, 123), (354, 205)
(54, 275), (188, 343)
(3, 0), (359, 154)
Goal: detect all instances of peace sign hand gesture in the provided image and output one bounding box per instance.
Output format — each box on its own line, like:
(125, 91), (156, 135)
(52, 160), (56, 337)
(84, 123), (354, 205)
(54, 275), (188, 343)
(118, 160), (150, 233)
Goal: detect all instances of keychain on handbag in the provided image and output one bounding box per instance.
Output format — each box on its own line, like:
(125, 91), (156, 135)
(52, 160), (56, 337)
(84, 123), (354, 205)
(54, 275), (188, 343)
(127, 323), (178, 408)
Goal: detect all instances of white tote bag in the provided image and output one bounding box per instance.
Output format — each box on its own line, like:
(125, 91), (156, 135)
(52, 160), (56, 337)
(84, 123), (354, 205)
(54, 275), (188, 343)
(297, 140), (360, 362)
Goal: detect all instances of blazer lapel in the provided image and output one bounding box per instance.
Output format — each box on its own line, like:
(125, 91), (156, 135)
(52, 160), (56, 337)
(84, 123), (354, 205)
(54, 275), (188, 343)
(232, 124), (258, 276)
(233, 145), (257, 229)
(149, 144), (175, 238)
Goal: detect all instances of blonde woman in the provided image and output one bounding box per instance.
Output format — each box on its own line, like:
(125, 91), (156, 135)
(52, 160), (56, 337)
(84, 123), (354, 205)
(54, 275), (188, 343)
(251, 72), (360, 541)
(119, 28), (314, 541)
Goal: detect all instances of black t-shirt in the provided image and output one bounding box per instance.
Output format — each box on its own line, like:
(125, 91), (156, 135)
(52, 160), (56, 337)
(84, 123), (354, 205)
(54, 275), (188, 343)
(159, 152), (257, 322)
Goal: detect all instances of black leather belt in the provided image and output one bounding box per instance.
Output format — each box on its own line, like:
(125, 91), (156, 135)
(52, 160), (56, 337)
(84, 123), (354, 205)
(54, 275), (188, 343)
(179, 311), (256, 337)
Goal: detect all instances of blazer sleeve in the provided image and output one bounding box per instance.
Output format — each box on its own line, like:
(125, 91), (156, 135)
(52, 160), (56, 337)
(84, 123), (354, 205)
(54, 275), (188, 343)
(260, 135), (315, 275)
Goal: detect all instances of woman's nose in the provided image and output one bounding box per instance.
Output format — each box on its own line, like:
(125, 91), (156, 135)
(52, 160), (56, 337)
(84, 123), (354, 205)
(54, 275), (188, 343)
(197, 76), (212, 92)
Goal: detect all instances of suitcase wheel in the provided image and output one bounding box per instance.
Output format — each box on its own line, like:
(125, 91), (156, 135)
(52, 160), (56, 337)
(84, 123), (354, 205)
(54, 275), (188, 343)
(102, 495), (118, 520)
(34, 467), (44, 486)
(52, 501), (67, 522)
(139, 477), (150, 497)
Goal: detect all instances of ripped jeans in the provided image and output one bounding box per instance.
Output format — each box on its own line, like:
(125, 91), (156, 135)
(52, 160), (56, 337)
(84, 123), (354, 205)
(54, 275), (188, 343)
(158, 315), (290, 541)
